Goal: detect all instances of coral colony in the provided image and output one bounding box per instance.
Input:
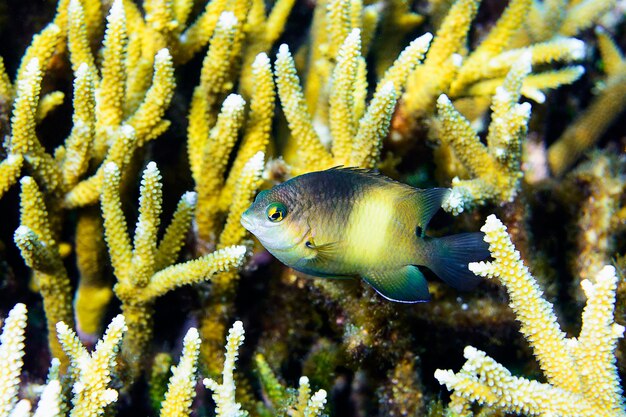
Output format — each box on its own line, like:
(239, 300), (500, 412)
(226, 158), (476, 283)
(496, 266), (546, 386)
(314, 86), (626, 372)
(0, 0), (624, 414)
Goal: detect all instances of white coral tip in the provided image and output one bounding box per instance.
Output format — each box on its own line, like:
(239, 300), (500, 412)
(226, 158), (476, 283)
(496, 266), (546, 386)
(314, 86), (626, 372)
(184, 327), (200, 341)
(253, 52), (270, 68)
(14, 225), (32, 240)
(436, 94), (451, 106)
(417, 32), (433, 45)
(567, 38), (586, 60)
(223, 94), (245, 112)
(155, 48), (172, 62)
(104, 161), (119, 175)
(182, 191), (197, 206)
(109, 314), (126, 330)
(120, 124), (135, 137)
(144, 161), (159, 176)
(278, 44), (290, 57)
(218, 11), (238, 29)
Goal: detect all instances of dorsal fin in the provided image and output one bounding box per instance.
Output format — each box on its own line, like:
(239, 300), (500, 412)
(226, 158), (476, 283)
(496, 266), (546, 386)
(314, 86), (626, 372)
(325, 167), (450, 232)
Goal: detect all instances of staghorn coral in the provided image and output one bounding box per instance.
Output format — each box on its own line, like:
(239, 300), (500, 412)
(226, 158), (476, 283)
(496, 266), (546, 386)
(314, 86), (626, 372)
(436, 215), (625, 416)
(0, 303), (28, 417)
(548, 28), (626, 176)
(437, 53), (531, 214)
(3, 6), (179, 352)
(0, 154), (22, 200)
(255, 353), (329, 416)
(395, 0), (586, 143)
(101, 161), (247, 382)
(199, 151), (266, 376)
(204, 321), (249, 417)
(523, 0), (617, 42)
(73, 207), (111, 344)
(206, 323), (328, 417)
(184, 8), (275, 371)
(57, 314), (127, 417)
(0, 305), (126, 417)
(160, 328), (201, 417)
(275, 24), (432, 173)
(7, 1), (176, 209)
(0, 0), (626, 414)
(14, 177), (73, 367)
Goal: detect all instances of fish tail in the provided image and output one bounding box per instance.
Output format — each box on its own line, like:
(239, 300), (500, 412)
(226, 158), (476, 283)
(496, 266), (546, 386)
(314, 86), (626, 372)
(423, 232), (489, 291)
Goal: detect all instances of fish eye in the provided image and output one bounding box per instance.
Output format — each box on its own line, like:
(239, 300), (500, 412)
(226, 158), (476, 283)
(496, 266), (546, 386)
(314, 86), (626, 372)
(266, 202), (287, 223)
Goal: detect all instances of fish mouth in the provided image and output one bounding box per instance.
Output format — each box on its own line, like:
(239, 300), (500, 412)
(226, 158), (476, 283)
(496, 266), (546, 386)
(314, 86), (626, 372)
(240, 211), (255, 232)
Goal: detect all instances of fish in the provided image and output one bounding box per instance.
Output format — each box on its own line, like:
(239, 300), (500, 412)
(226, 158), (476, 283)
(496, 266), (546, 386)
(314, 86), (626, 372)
(240, 167), (489, 303)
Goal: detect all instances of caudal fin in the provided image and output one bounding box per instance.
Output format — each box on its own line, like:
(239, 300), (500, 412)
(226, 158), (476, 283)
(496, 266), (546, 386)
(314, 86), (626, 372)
(425, 233), (489, 291)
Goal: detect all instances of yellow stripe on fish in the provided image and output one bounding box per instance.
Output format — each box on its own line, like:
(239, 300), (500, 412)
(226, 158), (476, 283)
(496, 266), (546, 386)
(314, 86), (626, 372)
(344, 186), (397, 269)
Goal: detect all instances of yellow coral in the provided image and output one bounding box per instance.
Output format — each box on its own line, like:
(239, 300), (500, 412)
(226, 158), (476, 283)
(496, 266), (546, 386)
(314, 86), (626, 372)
(292, 377), (328, 417)
(57, 315), (127, 417)
(0, 303), (28, 417)
(548, 28), (626, 176)
(8, 2), (174, 211)
(525, 0), (616, 41)
(238, 0), (295, 97)
(187, 11), (241, 191)
(16, 23), (62, 86)
(63, 125), (138, 208)
(0, 154), (23, 200)
(0, 56), (12, 99)
(176, 0), (230, 63)
(221, 52), (274, 208)
(398, 0), (586, 142)
(36, 91), (65, 122)
(194, 94), (246, 243)
(67, 0), (98, 76)
(73, 208), (112, 341)
(14, 178), (73, 366)
(154, 191), (197, 270)
(62, 63), (95, 190)
(199, 152), (264, 375)
(127, 48), (175, 144)
(98, 0), (128, 132)
(10, 59), (63, 196)
(0, 307), (129, 417)
(375, 0), (423, 76)
(275, 29), (431, 173)
(101, 161), (246, 381)
(160, 328), (201, 417)
(219, 152), (266, 248)
(275, 44), (333, 171)
(438, 54), (531, 214)
(203, 321), (249, 417)
(435, 215), (625, 416)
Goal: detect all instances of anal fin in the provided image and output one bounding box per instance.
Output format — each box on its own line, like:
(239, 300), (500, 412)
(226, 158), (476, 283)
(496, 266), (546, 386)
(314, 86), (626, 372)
(362, 266), (430, 303)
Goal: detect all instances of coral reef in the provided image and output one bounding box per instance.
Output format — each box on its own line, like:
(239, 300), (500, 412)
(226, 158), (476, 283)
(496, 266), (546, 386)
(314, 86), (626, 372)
(436, 215), (625, 415)
(0, 0), (625, 414)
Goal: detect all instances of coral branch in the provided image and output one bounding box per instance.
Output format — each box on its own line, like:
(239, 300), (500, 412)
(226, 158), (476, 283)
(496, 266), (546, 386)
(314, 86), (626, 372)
(160, 328), (201, 417)
(0, 304), (28, 417)
(436, 215), (625, 415)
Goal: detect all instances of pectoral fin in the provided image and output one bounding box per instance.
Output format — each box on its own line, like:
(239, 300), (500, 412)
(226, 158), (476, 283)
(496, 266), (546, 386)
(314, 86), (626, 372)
(305, 237), (341, 262)
(362, 266), (430, 303)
